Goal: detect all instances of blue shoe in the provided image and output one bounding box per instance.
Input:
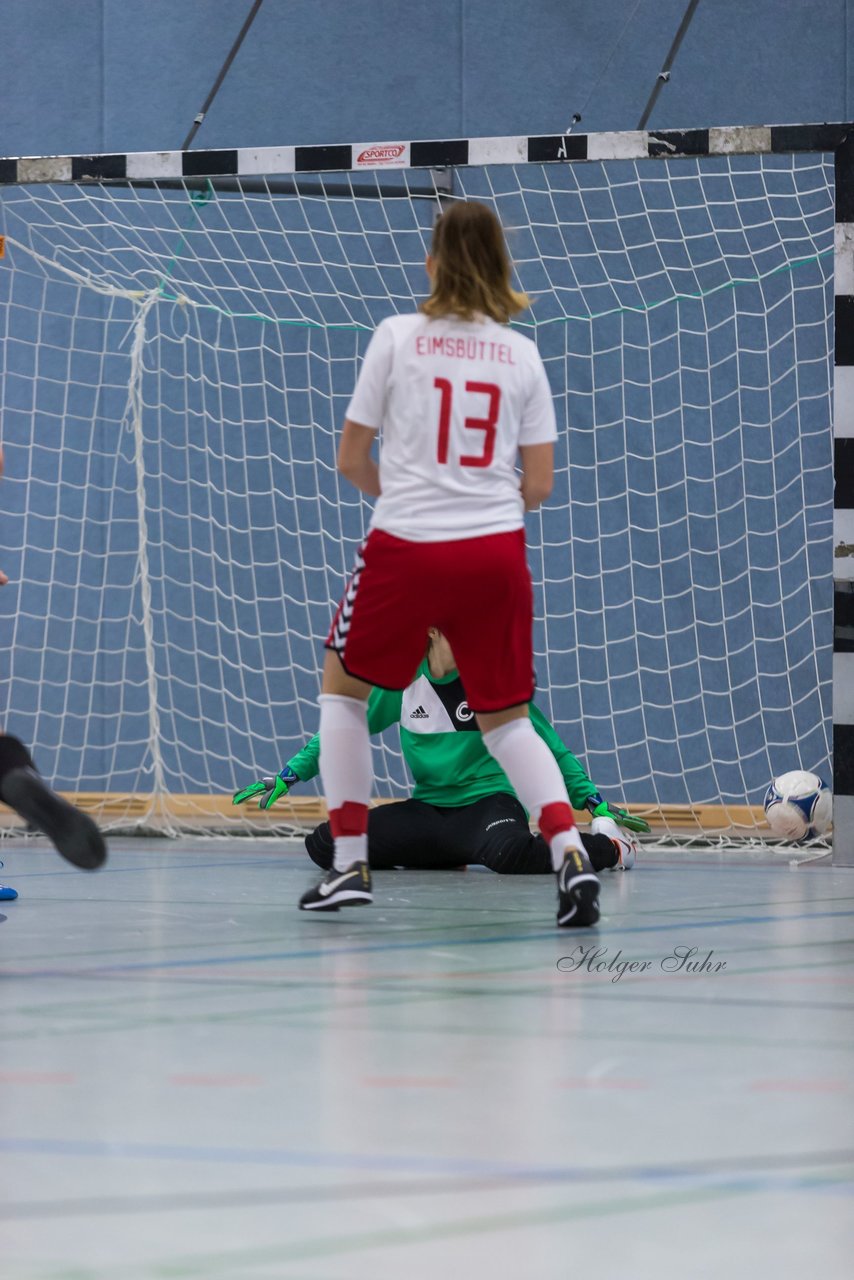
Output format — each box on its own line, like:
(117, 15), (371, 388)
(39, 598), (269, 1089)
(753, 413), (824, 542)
(0, 865), (17, 900)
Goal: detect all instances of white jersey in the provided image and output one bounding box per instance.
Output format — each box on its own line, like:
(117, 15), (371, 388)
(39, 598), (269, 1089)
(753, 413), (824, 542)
(345, 312), (557, 542)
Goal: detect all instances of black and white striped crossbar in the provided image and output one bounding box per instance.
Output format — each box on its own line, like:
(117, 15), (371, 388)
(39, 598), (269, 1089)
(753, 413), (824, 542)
(0, 123), (852, 184)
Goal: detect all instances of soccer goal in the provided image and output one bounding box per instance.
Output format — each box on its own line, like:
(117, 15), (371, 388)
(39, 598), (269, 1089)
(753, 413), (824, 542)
(0, 125), (851, 853)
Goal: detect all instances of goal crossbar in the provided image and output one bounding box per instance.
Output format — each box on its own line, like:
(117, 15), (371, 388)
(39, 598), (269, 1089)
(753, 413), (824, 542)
(0, 122), (851, 184)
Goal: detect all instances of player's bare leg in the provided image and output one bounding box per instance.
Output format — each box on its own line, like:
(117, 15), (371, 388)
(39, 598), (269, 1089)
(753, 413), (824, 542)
(478, 706), (601, 926)
(0, 734), (107, 871)
(299, 651), (373, 912)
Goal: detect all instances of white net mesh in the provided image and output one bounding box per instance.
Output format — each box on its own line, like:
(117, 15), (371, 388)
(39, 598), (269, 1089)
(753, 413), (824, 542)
(0, 152), (835, 842)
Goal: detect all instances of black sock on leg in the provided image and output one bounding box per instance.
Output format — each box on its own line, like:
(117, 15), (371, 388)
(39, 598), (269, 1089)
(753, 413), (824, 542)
(581, 832), (619, 872)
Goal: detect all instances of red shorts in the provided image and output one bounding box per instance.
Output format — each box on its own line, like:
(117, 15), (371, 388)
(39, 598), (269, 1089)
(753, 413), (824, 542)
(326, 528), (535, 713)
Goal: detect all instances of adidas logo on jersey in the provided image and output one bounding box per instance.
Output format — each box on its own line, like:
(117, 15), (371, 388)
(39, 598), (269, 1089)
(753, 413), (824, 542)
(409, 705), (429, 720)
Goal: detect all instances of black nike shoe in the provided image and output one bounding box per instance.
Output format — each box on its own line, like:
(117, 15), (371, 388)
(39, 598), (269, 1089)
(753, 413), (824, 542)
(556, 846), (600, 927)
(299, 860), (372, 912)
(0, 767), (107, 871)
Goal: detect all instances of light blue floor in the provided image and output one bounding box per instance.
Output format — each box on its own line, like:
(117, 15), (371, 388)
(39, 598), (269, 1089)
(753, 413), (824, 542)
(1, 837), (852, 1279)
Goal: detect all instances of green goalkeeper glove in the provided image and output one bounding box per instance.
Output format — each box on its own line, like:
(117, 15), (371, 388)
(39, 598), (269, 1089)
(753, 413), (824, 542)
(585, 792), (651, 834)
(233, 766), (299, 811)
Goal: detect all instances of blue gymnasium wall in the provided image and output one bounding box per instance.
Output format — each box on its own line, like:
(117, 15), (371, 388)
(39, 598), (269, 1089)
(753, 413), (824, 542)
(0, 1), (848, 800)
(1, 0), (851, 154)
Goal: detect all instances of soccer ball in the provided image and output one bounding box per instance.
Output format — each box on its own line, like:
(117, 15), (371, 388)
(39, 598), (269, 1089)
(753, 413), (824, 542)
(763, 771), (832, 841)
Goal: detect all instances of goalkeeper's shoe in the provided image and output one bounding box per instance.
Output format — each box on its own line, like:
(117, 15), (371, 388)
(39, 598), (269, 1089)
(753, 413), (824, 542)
(233, 767), (297, 811)
(590, 815), (638, 871)
(0, 769), (107, 871)
(299, 861), (372, 912)
(556, 845), (600, 928)
(585, 792), (650, 835)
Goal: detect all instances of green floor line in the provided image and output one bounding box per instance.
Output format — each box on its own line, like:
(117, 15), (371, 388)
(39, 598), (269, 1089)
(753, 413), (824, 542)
(27, 1167), (853, 1280)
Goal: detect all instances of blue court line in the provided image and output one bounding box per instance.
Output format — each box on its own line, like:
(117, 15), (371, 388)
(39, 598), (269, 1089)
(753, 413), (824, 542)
(1, 1136), (851, 1186)
(1, 858), (298, 880)
(6, 907), (854, 978)
(2, 856), (837, 881)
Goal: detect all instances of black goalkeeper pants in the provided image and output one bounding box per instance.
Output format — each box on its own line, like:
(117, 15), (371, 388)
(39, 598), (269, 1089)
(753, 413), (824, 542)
(305, 792), (617, 875)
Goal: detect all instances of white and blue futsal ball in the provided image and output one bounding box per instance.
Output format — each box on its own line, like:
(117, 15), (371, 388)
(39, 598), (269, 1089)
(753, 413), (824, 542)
(763, 771), (832, 841)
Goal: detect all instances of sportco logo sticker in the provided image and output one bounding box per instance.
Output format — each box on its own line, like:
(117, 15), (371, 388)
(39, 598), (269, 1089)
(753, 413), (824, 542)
(356, 144), (406, 166)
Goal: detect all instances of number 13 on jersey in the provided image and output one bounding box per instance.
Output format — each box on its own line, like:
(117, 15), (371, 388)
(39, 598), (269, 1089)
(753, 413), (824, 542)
(434, 378), (501, 468)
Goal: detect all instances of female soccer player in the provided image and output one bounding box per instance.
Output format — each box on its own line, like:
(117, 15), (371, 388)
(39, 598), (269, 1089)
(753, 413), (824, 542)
(235, 628), (646, 875)
(303, 200), (599, 926)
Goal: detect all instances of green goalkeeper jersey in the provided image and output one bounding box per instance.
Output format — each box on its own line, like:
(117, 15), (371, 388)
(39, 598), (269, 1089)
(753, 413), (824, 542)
(286, 658), (598, 812)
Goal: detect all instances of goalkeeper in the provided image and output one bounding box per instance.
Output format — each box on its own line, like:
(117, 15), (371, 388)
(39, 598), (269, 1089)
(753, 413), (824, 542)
(234, 629), (648, 875)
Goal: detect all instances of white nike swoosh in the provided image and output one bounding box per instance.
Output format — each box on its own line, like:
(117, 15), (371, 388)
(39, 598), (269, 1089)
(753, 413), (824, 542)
(318, 872), (357, 897)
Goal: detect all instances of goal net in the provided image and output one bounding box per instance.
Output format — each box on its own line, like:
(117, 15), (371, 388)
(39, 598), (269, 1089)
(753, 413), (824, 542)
(0, 134), (835, 844)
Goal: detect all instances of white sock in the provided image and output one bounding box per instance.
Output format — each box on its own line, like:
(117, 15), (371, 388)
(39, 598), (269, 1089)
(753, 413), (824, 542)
(481, 717), (582, 871)
(331, 835), (366, 869)
(546, 828), (586, 870)
(318, 693), (371, 871)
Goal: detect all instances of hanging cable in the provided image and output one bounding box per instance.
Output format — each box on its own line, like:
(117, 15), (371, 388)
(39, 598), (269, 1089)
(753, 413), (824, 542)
(566, 0), (645, 132)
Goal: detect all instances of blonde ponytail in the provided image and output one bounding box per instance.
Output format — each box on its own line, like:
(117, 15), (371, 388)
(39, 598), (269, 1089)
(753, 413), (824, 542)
(421, 201), (529, 324)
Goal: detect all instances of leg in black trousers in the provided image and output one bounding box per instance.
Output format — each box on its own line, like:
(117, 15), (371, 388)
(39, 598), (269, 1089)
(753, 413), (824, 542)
(305, 791), (617, 873)
(305, 799), (469, 871)
(460, 794), (617, 873)
(454, 793), (552, 873)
